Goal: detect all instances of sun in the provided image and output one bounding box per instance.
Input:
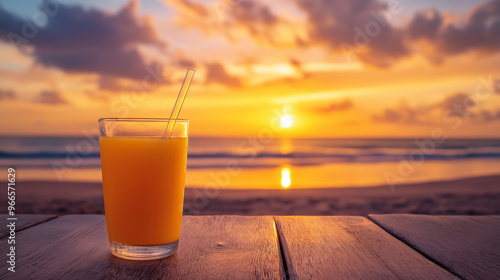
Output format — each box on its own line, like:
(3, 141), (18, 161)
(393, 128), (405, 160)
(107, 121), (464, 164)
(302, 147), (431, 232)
(280, 115), (293, 128)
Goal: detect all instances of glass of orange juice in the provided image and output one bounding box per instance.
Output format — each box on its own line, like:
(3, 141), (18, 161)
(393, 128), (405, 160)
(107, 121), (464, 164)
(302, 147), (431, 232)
(98, 118), (188, 260)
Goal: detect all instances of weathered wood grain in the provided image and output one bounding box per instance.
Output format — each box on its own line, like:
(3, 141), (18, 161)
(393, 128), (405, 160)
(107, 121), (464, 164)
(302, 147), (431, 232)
(0, 214), (56, 238)
(274, 216), (457, 280)
(370, 214), (500, 280)
(0, 215), (282, 280)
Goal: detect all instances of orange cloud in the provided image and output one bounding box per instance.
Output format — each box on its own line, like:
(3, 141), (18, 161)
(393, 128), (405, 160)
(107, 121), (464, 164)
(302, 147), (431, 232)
(33, 90), (68, 105)
(373, 91), (500, 125)
(313, 99), (354, 114)
(205, 62), (241, 87)
(0, 89), (16, 101)
(165, 0), (306, 47)
(372, 102), (428, 124)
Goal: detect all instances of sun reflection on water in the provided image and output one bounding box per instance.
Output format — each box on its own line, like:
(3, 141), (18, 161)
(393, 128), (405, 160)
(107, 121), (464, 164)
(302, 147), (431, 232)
(281, 166), (291, 188)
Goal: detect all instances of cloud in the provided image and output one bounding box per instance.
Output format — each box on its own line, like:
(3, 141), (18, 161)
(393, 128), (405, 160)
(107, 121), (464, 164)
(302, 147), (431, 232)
(172, 51), (197, 69)
(295, 0), (409, 67)
(372, 92), (500, 124)
(436, 92), (476, 118)
(302, 0), (500, 64)
(0, 1), (165, 80)
(169, 0), (209, 18)
(407, 0), (500, 56)
(97, 76), (130, 92)
(165, 0), (500, 68)
(205, 62), (241, 87)
(407, 10), (443, 40)
(97, 69), (172, 93)
(372, 103), (425, 124)
(167, 0), (408, 67)
(288, 58), (309, 78)
(0, 89), (16, 100)
(34, 90), (68, 105)
(314, 99), (353, 113)
(176, 58), (196, 69)
(474, 109), (500, 122)
(439, 0), (500, 54)
(166, 0), (304, 47)
(437, 92), (500, 123)
(373, 99), (438, 124)
(288, 58), (302, 71)
(373, 108), (404, 123)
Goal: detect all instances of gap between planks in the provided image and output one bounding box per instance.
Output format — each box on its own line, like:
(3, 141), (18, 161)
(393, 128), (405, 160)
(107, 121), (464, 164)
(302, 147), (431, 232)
(273, 216), (458, 280)
(273, 217), (290, 280)
(367, 215), (464, 280)
(0, 214), (58, 239)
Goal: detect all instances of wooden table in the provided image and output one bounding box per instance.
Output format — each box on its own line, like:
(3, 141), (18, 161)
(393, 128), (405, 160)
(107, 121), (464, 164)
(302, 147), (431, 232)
(1, 215), (499, 279)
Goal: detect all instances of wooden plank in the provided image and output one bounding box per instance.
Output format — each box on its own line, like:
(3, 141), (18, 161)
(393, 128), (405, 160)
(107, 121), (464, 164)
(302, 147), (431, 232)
(370, 214), (500, 280)
(0, 215), (282, 279)
(0, 215), (105, 279)
(275, 216), (457, 280)
(0, 214), (56, 238)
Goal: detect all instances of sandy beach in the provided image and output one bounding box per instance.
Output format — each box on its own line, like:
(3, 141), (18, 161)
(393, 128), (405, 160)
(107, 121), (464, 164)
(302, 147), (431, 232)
(2, 175), (499, 216)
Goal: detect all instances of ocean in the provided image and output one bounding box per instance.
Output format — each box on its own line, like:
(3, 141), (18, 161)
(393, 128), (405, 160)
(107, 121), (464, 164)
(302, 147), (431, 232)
(1, 136), (499, 189)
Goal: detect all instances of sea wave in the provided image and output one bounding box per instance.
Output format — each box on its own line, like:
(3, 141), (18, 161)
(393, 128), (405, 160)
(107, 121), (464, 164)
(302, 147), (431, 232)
(2, 137), (500, 169)
(1, 150), (500, 162)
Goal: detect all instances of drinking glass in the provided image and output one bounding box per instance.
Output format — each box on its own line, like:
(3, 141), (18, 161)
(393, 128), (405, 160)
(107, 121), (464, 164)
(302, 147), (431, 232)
(98, 118), (188, 260)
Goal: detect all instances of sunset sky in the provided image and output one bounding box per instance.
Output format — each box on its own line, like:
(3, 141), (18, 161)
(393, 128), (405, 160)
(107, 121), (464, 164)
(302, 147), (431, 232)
(1, 0), (499, 138)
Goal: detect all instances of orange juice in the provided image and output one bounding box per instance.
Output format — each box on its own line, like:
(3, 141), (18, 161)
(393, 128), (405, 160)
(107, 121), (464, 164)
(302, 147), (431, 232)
(100, 136), (188, 246)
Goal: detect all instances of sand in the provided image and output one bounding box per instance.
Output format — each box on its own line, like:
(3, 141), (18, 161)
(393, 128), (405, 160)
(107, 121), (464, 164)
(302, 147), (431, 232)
(2, 175), (499, 216)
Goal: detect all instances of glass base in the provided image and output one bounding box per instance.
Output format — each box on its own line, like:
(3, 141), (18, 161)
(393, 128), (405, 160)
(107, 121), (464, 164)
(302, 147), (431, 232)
(109, 240), (178, 260)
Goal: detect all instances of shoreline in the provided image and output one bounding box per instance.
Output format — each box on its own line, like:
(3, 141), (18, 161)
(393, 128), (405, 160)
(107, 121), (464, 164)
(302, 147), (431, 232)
(2, 175), (499, 215)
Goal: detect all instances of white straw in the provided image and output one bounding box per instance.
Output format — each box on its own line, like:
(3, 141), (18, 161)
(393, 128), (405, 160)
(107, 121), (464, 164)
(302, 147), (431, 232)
(164, 69), (195, 137)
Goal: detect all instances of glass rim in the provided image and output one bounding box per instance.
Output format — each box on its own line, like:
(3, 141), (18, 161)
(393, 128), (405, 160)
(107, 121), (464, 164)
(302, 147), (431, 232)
(98, 118), (189, 123)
